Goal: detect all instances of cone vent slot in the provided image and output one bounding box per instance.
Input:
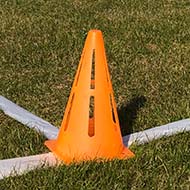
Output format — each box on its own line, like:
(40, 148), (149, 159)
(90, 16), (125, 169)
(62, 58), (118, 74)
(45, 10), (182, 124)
(75, 63), (82, 86)
(75, 50), (85, 87)
(64, 93), (75, 131)
(103, 51), (110, 85)
(105, 66), (109, 85)
(88, 96), (95, 137)
(90, 49), (95, 89)
(110, 94), (116, 123)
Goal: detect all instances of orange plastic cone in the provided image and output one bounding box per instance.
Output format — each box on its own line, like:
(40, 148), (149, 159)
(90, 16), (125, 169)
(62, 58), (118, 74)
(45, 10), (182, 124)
(45, 30), (134, 163)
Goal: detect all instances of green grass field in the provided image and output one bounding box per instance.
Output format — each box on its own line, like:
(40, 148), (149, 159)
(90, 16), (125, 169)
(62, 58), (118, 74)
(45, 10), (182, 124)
(0, 0), (190, 189)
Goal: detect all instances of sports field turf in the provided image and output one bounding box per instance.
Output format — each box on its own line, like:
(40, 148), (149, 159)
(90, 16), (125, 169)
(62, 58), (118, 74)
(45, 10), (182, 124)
(0, 0), (190, 189)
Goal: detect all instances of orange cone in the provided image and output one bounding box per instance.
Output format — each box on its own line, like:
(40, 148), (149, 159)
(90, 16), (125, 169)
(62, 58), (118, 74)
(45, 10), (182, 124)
(45, 30), (134, 163)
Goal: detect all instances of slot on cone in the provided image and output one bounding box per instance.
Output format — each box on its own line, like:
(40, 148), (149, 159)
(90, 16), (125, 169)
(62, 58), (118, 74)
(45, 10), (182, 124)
(45, 30), (134, 163)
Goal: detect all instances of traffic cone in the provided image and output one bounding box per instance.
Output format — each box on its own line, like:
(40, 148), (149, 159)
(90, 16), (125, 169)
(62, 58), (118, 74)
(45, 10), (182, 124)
(45, 30), (134, 163)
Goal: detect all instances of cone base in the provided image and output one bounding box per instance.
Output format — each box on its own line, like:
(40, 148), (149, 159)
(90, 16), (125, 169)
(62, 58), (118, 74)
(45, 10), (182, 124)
(44, 140), (134, 164)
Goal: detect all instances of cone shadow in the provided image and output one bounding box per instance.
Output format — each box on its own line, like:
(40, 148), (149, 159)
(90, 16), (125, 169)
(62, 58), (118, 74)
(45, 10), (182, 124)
(118, 96), (147, 136)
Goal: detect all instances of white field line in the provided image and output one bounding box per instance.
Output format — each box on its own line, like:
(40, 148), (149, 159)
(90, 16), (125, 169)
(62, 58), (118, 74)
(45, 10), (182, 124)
(1, 95), (190, 146)
(0, 96), (58, 139)
(0, 153), (59, 180)
(123, 118), (190, 147)
(0, 95), (190, 179)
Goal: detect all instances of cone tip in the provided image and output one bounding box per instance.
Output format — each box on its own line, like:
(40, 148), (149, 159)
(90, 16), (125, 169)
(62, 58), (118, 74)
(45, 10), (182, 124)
(88, 29), (102, 34)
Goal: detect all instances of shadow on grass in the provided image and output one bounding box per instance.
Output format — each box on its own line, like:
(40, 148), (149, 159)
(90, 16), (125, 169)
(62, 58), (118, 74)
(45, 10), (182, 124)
(118, 96), (147, 136)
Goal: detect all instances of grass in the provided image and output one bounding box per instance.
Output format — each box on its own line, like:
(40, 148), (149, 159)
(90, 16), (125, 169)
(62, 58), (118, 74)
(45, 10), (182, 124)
(0, 112), (47, 160)
(0, 0), (190, 189)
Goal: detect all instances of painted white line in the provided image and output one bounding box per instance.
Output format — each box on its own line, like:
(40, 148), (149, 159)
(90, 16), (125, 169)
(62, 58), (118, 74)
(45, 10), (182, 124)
(123, 119), (190, 147)
(1, 96), (190, 147)
(0, 153), (58, 179)
(0, 96), (190, 179)
(0, 96), (58, 139)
